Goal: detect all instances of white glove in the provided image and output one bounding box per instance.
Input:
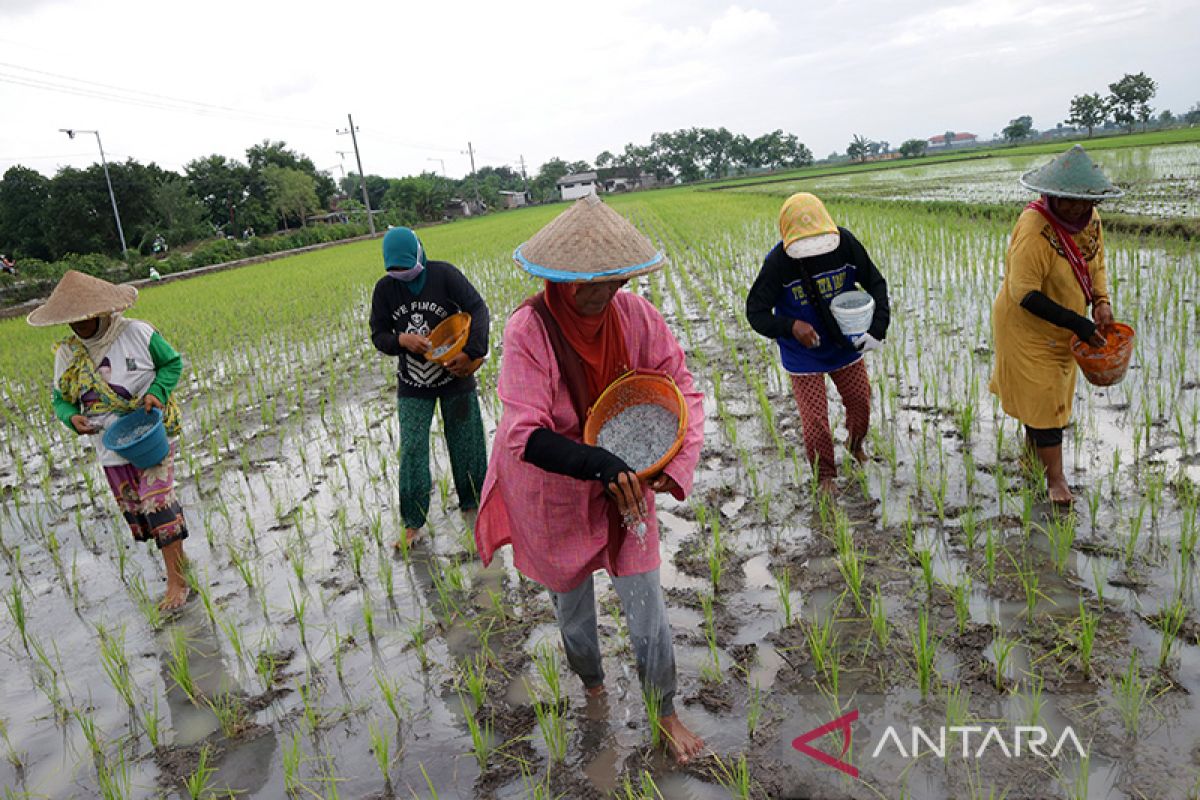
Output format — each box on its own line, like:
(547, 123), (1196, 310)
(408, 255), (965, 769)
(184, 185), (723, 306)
(855, 333), (883, 352)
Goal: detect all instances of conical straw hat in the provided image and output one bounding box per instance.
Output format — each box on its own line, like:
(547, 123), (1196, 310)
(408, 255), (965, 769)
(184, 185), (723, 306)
(1019, 145), (1124, 200)
(514, 194), (665, 282)
(26, 270), (138, 327)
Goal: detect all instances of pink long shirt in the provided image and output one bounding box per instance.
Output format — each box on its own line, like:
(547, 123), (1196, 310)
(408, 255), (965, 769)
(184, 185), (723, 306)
(475, 290), (705, 593)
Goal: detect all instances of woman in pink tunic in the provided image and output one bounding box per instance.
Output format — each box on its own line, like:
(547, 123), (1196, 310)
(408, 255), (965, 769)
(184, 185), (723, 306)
(475, 195), (706, 764)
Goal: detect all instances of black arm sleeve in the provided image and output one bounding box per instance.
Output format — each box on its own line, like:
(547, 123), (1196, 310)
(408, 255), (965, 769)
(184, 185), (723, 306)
(369, 281), (402, 356)
(523, 428), (631, 485)
(445, 265), (491, 360)
(844, 229), (891, 340)
(1020, 291), (1097, 340)
(745, 251), (795, 340)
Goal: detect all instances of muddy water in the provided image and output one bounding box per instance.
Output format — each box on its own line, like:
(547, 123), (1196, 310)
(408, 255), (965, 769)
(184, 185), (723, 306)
(2, 200), (1199, 798)
(729, 142), (1200, 218)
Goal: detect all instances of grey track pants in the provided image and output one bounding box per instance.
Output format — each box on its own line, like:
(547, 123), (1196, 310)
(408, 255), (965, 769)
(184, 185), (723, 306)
(548, 567), (677, 717)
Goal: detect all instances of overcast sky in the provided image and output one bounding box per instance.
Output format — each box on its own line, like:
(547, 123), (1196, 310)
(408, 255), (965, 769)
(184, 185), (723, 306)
(2, 0), (1198, 181)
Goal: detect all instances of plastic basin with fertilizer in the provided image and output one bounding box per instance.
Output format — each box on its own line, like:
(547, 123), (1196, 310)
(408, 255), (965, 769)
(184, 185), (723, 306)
(102, 407), (169, 469)
(1071, 322), (1135, 386)
(425, 312), (471, 365)
(583, 371), (688, 480)
(830, 290), (875, 342)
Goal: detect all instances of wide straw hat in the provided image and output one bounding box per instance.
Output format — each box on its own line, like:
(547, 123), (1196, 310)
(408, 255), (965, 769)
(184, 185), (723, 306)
(1019, 145), (1124, 200)
(26, 270), (138, 327)
(779, 192), (840, 258)
(514, 194), (665, 282)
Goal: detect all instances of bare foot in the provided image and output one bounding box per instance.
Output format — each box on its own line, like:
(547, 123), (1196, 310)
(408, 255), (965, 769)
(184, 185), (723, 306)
(159, 583), (190, 611)
(394, 528), (422, 550)
(818, 477), (839, 497)
(660, 713), (705, 765)
(1048, 477), (1073, 506)
(850, 441), (868, 465)
(585, 683), (607, 698)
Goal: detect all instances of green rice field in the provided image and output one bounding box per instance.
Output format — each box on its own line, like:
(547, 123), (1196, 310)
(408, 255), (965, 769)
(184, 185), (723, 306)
(1, 141), (1199, 799)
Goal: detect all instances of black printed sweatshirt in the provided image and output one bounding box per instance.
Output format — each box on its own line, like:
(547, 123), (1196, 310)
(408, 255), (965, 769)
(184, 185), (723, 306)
(369, 261), (490, 399)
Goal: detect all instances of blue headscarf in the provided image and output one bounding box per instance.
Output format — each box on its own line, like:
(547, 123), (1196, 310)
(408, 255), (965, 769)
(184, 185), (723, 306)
(382, 227), (428, 292)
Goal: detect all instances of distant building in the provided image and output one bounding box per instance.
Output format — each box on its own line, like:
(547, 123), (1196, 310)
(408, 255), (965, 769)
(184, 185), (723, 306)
(927, 132), (978, 149)
(600, 169), (660, 193)
(557, 172), (599, 201)
(499, 190), (530, 209)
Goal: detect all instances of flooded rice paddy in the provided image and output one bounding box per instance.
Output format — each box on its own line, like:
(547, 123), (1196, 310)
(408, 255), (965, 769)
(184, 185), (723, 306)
(1, 187), (1198, 799)
(728, 142), (1200, 219)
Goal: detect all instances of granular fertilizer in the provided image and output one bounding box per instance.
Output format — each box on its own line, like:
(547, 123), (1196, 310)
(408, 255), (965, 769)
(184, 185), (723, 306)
(111, 422), (156, 449)
(838, 293), (872, 309)
(429, 344), (452, 359)
(596, 403), (677, 474)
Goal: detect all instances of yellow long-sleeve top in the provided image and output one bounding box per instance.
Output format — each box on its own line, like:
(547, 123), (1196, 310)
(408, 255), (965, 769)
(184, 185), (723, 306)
(989, 207), (1109, 429)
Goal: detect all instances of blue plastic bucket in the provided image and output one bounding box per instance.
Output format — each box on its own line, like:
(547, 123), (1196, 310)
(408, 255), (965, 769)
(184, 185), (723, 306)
(102, 407), (169, 469)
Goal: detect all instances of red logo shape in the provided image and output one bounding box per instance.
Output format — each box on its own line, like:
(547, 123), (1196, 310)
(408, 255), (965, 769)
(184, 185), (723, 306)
(792, 709), (859, 778)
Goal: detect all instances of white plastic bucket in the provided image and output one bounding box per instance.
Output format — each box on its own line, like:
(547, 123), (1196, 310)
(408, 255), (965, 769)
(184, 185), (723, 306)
(830, 290), (875, 339)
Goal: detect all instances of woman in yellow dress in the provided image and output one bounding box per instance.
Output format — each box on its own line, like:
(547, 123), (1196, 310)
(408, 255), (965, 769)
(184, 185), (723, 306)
(990, 145), (1122, 505)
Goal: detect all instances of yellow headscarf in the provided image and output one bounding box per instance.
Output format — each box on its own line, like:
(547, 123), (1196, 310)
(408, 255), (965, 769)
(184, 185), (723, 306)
(779, 193), (840, 258)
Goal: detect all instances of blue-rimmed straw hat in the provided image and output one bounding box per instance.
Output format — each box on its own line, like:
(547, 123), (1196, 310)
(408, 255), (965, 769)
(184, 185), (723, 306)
(514, 194), (665, 282)
(1019, 145), (1124, 200)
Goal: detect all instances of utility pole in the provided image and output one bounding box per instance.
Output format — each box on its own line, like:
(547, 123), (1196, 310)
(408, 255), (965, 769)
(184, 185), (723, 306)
(518, 154), (529, 194)
(426, 158), (447, 177)
(60, 128), (127, 259)
(336, 114), (375, 234)
(463, 141), (482, 211)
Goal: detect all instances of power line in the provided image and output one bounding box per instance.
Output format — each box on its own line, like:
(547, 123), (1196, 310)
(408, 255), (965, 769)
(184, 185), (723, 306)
(0, 69), (331, 130)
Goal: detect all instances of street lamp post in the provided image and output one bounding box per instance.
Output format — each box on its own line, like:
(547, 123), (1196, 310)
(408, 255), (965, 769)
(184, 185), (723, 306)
(60, 128), (128, 259)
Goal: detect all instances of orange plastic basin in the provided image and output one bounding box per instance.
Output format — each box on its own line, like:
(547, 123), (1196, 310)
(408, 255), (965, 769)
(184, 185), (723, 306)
(1070, 322), (1135, 387)
(583, 370), (687, 480)
(425, 312), (471, 365)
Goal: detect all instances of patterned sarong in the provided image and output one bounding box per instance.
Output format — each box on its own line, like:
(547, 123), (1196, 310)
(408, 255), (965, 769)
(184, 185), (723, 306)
(103, 443), (188, 549)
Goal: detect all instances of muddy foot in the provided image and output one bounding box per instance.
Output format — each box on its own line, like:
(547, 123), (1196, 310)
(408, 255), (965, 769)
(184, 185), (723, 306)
(660, 713), (705, 765)
(585, 683), (607, 698)
(818, 477), (839, 497)
(159, 584), (190, 612)
(1048, 479), (1073, 506)
(394, 528), (422, 550)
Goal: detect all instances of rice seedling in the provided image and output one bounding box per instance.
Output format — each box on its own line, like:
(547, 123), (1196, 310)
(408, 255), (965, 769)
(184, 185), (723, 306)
(1041, 513), (1078, 575)
(984, 527), (997, 586)
(532, 692), (568, 765)
(747, 679), (764, 740)
(374, 670), (405, 727)
(167, 626), (199, 703)
(944, 681), (970, 728)
(184, 744), (216, 799)
(4, 580), (28, 650)
(73, 708), (105, 765)
(775, 568), (793, 628)
(282, 731), (303, 796)
(96, 624), (136, 709)
(911, 608), (938, 699)
(915, 547), (934, 596)
(951, 575), (972, 635)
(207, 692), (249, 738)
(641, 686), (663, 749)
(1154, 596), (1187, 671)
(460, 652), (489, 710)
(709, 752), (753, 799)
(1112, 650), (1153, 737)
(367, 718), (392, 785)
(534, 641), (564, 704)
(378, 553), (395, 602)
(361, 593), (376, 641)
(836, 537), (867, 615)
(991, 633), (1017, 692)
(460, 693), (494, 770)
(1075, 602), (1099, 679)
(140, 695), (161, 748)
(95, 749), (130, 800)
(289, 586), (309, 649)
(700, 591), (723, 683)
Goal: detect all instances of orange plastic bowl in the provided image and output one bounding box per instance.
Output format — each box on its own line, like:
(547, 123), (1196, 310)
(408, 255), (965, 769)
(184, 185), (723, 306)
(583, 371), (687, 480)
(1070, 322), (1135, 387)
(425, 312), (471, 365)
